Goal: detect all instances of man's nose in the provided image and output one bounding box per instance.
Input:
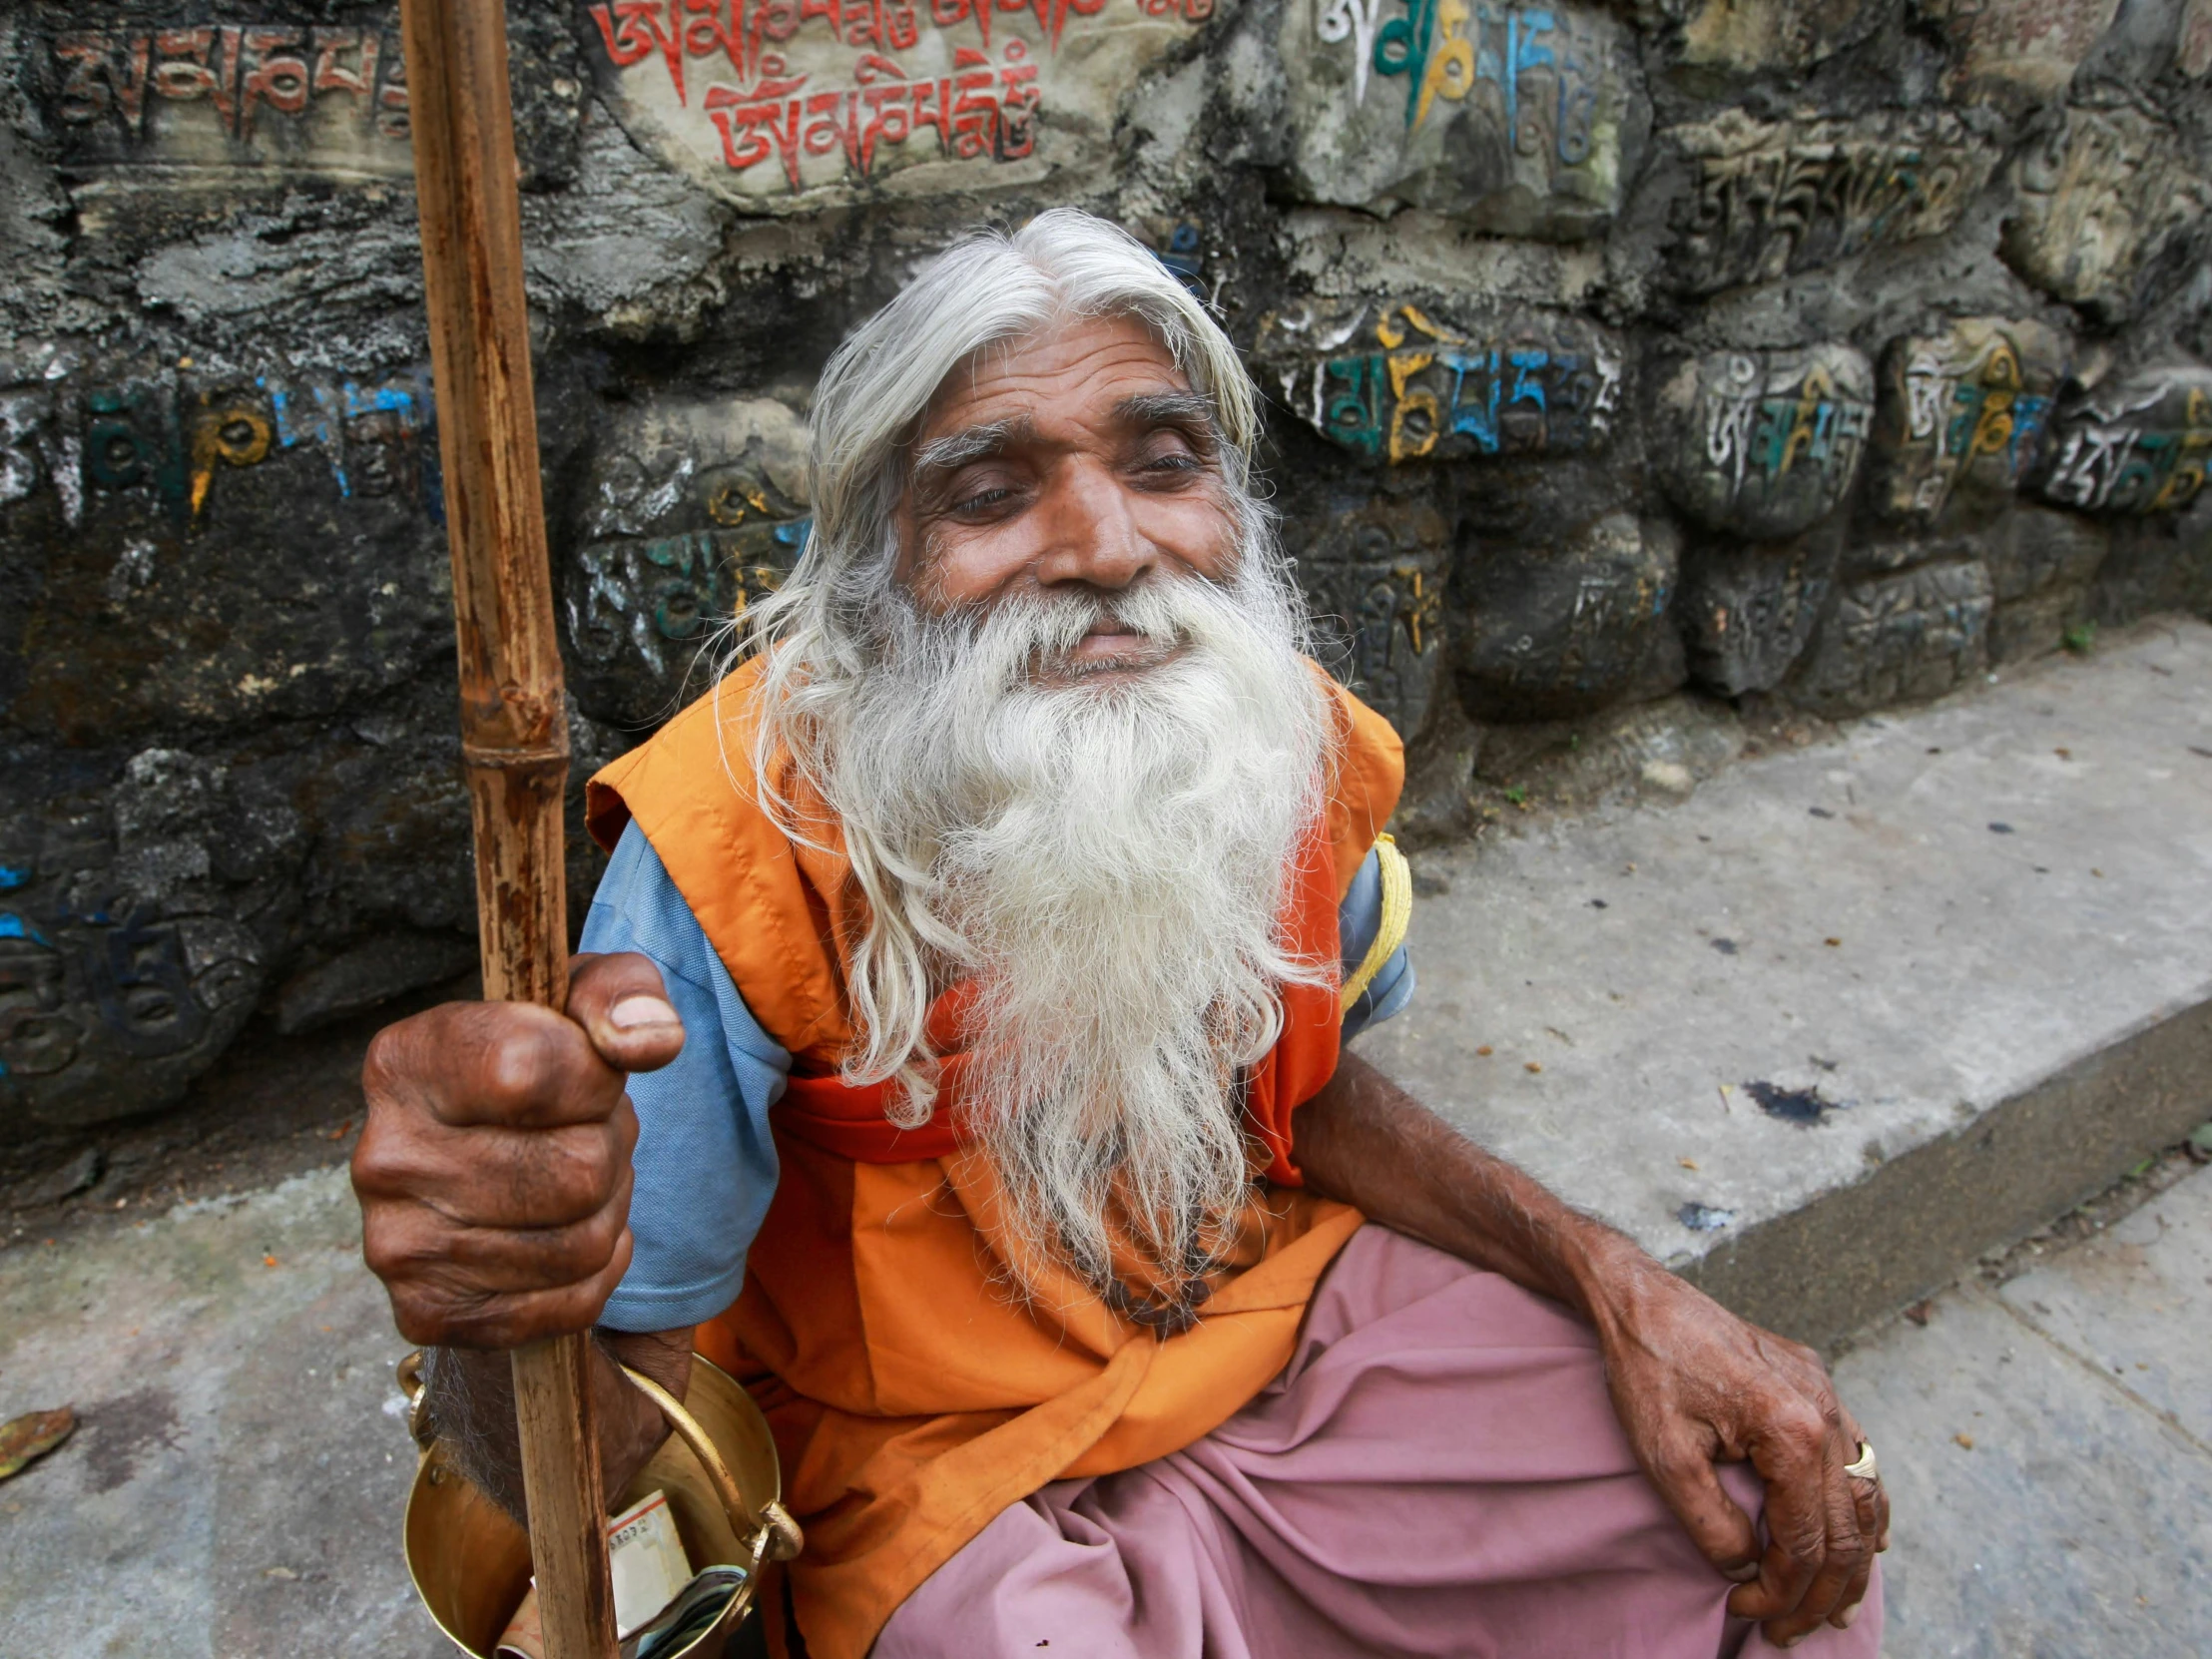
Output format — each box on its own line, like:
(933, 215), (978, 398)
(1029, 455), (1155, 591)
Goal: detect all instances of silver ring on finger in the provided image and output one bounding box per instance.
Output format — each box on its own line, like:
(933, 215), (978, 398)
(1842, 1439), (1879, 1483)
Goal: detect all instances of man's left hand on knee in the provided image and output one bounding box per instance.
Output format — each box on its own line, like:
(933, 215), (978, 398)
(1298, 1054), (1887, 1646)
(1590, 1262), (1888, 1647)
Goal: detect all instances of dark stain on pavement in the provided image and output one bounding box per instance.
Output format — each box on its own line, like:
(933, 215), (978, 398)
(1745, 1081), (1846, 1126)
(76, 1387), (182, 1493)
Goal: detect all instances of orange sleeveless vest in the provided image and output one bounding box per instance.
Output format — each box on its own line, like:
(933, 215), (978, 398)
(586, 655), (1403, 1659)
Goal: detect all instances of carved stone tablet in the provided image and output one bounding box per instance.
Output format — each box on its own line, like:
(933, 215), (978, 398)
(1792, 560), (1994, 715)
(2037, 365), (2212, 518)
(1665, 109), (1997, 293)
(1282, 481), (1452, 740)
(583, 0), (1207, 211)
(1866, 318), (2069, 530)
(1454, 511), (1683, 720)
(1254, 297), (1625, 464)
(2000, 106), (2212, 318)
(1654, 344), (1873, 540)
(1678, 525), (1841, 699)
(563, 394), (813, 727)
(1277, 0), (1645, 238)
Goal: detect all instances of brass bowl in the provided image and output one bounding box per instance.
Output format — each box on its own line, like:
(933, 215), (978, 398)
(398, 1353), (800, 1659)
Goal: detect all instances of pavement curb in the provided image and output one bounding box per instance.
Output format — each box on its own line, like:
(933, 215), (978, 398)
(1360, 619), (2212, 1358)
(1681, 995), (2212, 1353)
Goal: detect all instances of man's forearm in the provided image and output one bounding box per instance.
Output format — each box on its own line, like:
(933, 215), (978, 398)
(1295, 1050), (1654, 1331)
(421, 1328), (695, 1524)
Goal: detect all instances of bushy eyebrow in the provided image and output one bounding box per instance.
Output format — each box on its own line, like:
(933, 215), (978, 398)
(1115, 391), (1220, 447)
(910, 417), (1033, 483)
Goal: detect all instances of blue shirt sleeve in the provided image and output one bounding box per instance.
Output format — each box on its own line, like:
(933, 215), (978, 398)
(1338, 845), (1415, 1041)
(582, 822), (789, 1334)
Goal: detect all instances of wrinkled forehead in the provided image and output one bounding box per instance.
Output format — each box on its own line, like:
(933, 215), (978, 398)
(912, 312), (1201, 446)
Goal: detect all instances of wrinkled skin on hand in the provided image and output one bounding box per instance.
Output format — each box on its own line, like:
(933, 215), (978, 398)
(1297, 1052), (1884, 1649)
(1594, 1261), (1890, 1647)
(351, 951), (687, 1350)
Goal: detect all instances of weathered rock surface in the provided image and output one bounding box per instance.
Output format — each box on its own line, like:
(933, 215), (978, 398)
(1661, 109), (2000, 294)
(0, 349), (452, 746)
(2037, 363), (2212, 518)
(1865, 317), (2069, 531)
(1277, 0), (1648, 237)
(1653, 343), (1873, 540)
(1454, 510), (1685, 720)
(3, 0), (2210, 1132)
(562, 393), (812, 729)
(1792, 559), (1994, 715)
(1678, 523), (1841, 696)
(1926, 0), (2123, 97)
(1254, 296), (1624, 463)
(1280, 470), (1451, 738)
(1667, 0), (1886, 75)
(2000, 104), (2212, 321)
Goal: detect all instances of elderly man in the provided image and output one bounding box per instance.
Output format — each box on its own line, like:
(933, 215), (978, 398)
(354, 210), (1885, 1659)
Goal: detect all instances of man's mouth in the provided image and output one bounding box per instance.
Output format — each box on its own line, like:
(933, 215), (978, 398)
(1074, 622), (1149, 660)
(1039, 622), (1181, 681)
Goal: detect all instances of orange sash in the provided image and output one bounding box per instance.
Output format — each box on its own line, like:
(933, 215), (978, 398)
(586, 655), (1402, 1659)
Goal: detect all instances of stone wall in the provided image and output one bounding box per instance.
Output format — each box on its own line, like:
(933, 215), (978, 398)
(2, 0), (2209, 1138)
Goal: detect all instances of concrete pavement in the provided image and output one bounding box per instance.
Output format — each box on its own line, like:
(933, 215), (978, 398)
(1836, 1160), (2212, 1656)
(0, 1169), (442, 1659)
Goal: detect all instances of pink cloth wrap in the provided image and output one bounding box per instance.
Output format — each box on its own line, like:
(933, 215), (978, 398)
(874, 1226), (1883, 1658)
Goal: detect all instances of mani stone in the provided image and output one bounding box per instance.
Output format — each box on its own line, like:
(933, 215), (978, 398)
(0, 355), (451, 746)
(1923, 0), (2123, 97)
(1664, 109), (1997, 294)
(1866, 318), (2070, 531)
(1678, 524), (1842, 698)
(2036, 364), (2212, 518)
(39, 24), (418, 197)
(1654, 344), (1873, 541)
(36, 18), (587, 207)
(2000, 106), (2212, 319)
(1789, 560), (1994, 717)
(0, 748), (280, 1137)
(1277, 0), (1646, 239)
(1453, 511), (1684, 721)
(1254, 298), (1625, 464)
(1286, 484), (1452, 741)
(585, 0), (1200, 214)
(563, 395), (813, 730)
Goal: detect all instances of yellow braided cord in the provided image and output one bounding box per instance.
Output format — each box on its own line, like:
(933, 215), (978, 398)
(1341, 833), (1413, 1013)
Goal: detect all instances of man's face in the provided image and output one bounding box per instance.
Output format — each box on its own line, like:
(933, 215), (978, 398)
(892, 314), (1241, 685)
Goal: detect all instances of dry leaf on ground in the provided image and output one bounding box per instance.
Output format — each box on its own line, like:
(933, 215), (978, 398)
(0, 1407), (75, 1481)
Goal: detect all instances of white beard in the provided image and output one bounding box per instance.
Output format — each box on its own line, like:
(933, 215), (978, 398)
(813, 558), (1333, 1288)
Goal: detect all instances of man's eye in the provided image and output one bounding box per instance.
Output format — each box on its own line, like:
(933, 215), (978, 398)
(1139, 447), (1202, 475)
(954, 485), (1015, 513)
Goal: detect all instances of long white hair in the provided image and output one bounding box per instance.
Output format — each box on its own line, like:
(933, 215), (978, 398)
(733, 211), (1332, 1283)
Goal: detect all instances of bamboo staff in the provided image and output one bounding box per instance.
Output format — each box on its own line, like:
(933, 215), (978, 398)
(396, 3), (618, 1656)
